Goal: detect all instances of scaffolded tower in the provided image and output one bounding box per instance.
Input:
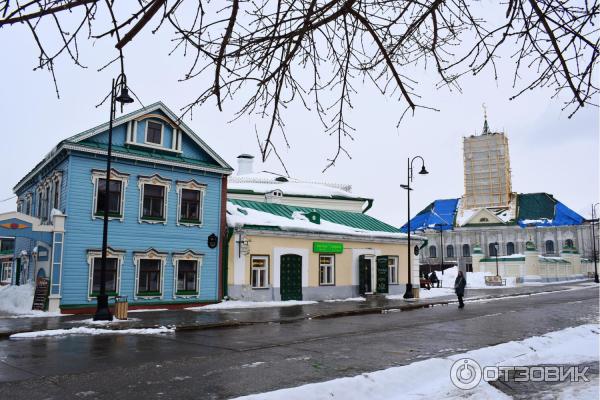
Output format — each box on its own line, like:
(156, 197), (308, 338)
(462, 116), (512, 209)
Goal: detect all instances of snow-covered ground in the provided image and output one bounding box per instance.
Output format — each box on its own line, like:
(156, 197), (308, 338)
(188, 300), (317, 311)
(0, 284), (63, 318)
(324, 297), (366, 303)
(439, 266), (517, 289)
(233, 324), (599, 400)
(10, 326), (174, 338)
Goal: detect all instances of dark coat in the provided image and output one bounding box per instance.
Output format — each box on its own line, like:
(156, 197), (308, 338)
(430, 272), (438, 283)
(454, 275), (466, 296)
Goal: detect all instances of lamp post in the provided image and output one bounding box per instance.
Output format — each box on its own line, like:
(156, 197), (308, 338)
(592, 203), (599, 284)
(493, 242), (500, 277)
(93, 74), (134, 321)
(434, 222), (449, 275)
(401, 156), (429, 299)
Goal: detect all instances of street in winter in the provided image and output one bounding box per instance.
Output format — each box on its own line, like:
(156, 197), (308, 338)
(0, 2), (598, 400)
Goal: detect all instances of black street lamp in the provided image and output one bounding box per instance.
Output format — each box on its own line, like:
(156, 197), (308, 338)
(592, 203), (599, 284)
(401, 156), (428, 299)
(94, 74), (134, 321)
(493, 242), (500, 277)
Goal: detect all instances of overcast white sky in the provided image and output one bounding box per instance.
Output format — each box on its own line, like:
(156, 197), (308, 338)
(1, 5), (598, 225)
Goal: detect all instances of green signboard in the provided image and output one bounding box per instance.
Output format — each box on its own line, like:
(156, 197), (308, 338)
(313, 242), (344, 254)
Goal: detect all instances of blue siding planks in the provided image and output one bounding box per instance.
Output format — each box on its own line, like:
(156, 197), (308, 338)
(61, 153), (223, 306)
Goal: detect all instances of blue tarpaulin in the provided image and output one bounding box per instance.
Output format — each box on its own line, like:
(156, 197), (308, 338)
(400, 198), (458, 233)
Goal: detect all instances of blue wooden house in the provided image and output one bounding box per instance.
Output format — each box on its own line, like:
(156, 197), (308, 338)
(0, 102), (232, 313)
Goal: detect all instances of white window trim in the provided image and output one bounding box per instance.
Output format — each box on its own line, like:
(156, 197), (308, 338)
(138, 175), (171, 224)
(86, 249), (124, 301)
(176, 180), (206, 227)
(319, 254), (335, 285)
(144, 120), (164, 147)
(172, 250), (203, 299)
(133, 248), (167, 300)
(91, 169), (129, 221)
(250, 255), (269, 289)
(25, 193), (32, 215)
(388, 256), (399, 285)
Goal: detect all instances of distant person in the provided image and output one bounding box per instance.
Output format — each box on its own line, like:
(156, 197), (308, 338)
(430, 271), (440, 288)
(421, 272), (431, 290)
(454, 271), (466, 308)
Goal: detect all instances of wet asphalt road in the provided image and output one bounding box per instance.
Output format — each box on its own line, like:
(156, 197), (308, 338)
(0, 286), (597, 400)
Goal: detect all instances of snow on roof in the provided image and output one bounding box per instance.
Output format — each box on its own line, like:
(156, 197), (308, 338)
(227, 202), (419, 240)
(228, 171), (367, 200)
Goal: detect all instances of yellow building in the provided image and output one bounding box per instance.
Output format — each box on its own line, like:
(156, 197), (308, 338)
(224, 157), (425, 301)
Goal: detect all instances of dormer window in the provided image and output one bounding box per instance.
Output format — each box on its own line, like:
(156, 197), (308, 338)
(146, 121), (163, 145)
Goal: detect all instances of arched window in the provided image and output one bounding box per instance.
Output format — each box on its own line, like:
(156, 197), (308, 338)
(429, 246), (437, 258)
(506, 242), (515, 256)
(545, 240), (555, 254)
(565, 239), (574, 248)
(489, 243), (498, 257)
(446, 245), (454, 258)
(462, 244), (470, 257)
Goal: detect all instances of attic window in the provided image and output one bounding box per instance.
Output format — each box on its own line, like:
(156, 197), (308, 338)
(479, 217), (489, 222)
(146, 121), (163, 145)
(270, 190), (283, 197)
(275, 176), (288, 182)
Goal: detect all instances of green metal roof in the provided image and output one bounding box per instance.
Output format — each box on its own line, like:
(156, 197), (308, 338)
(516, 193), (556, 221)
(228, 199), (400, 233)
(72, 140), (226, 171)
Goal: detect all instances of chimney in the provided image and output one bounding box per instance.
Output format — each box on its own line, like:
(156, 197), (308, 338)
(237, 154), (254, 175)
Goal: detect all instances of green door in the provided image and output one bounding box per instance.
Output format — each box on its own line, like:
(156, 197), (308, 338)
(280, 254), (302, 301)
(376, 256), (389, 294)
(358, 255), (372, 295)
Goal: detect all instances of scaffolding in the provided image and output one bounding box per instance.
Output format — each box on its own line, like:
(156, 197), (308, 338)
(462, 131), (512, 209)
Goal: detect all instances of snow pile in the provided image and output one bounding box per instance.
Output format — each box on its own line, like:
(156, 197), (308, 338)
(232, 324), (599, 400)
(324, 297), (366, 303)
(438, 267), (516, 289)
(188, 300), (317, 311)
(0, 284), (34, 314)
(11, 326), (174, 338)
(227, 202), (415, 240)
(0, 284), (64, 317)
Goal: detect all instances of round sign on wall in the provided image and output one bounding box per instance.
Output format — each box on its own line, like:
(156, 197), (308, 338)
(414, 245), (420, 256)
(208, 233), (219, 249)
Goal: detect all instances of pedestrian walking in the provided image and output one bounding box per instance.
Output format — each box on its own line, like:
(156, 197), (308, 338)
(454, 271), (466, 308)
(430, 271), (440, 288)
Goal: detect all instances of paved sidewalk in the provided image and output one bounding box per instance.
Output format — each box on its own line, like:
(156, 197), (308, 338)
(0, 280), (596, 338)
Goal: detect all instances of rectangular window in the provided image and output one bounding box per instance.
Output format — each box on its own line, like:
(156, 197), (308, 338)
(177, 260), (198, 293)
(146, 121), (162, 145)
(53, 180), (60, 210)
(1, 261), (12, 283)
(251, 256), (268, 288)
(319, 254), (335, 285)
(138, 259), (161, 294)
(388, 256), (398, 284)
(180, 189), (201, 223)
(96, 179), (122, 216)
(91, 257), (118, 294)
(142, 184), (165, 219)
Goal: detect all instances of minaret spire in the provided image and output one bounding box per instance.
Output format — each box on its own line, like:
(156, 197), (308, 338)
(482, 103), (490, 135)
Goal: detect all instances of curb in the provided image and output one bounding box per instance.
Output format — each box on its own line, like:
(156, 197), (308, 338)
(2, 285), (596, 338)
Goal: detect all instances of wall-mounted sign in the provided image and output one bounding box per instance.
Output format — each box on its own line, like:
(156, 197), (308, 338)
(414, 245), (420, 256)
(313, 242), (344, 254)
(208, 234), (219, 249)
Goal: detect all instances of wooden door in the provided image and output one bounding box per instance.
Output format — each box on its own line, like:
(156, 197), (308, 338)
(280, 254), (302, 301)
